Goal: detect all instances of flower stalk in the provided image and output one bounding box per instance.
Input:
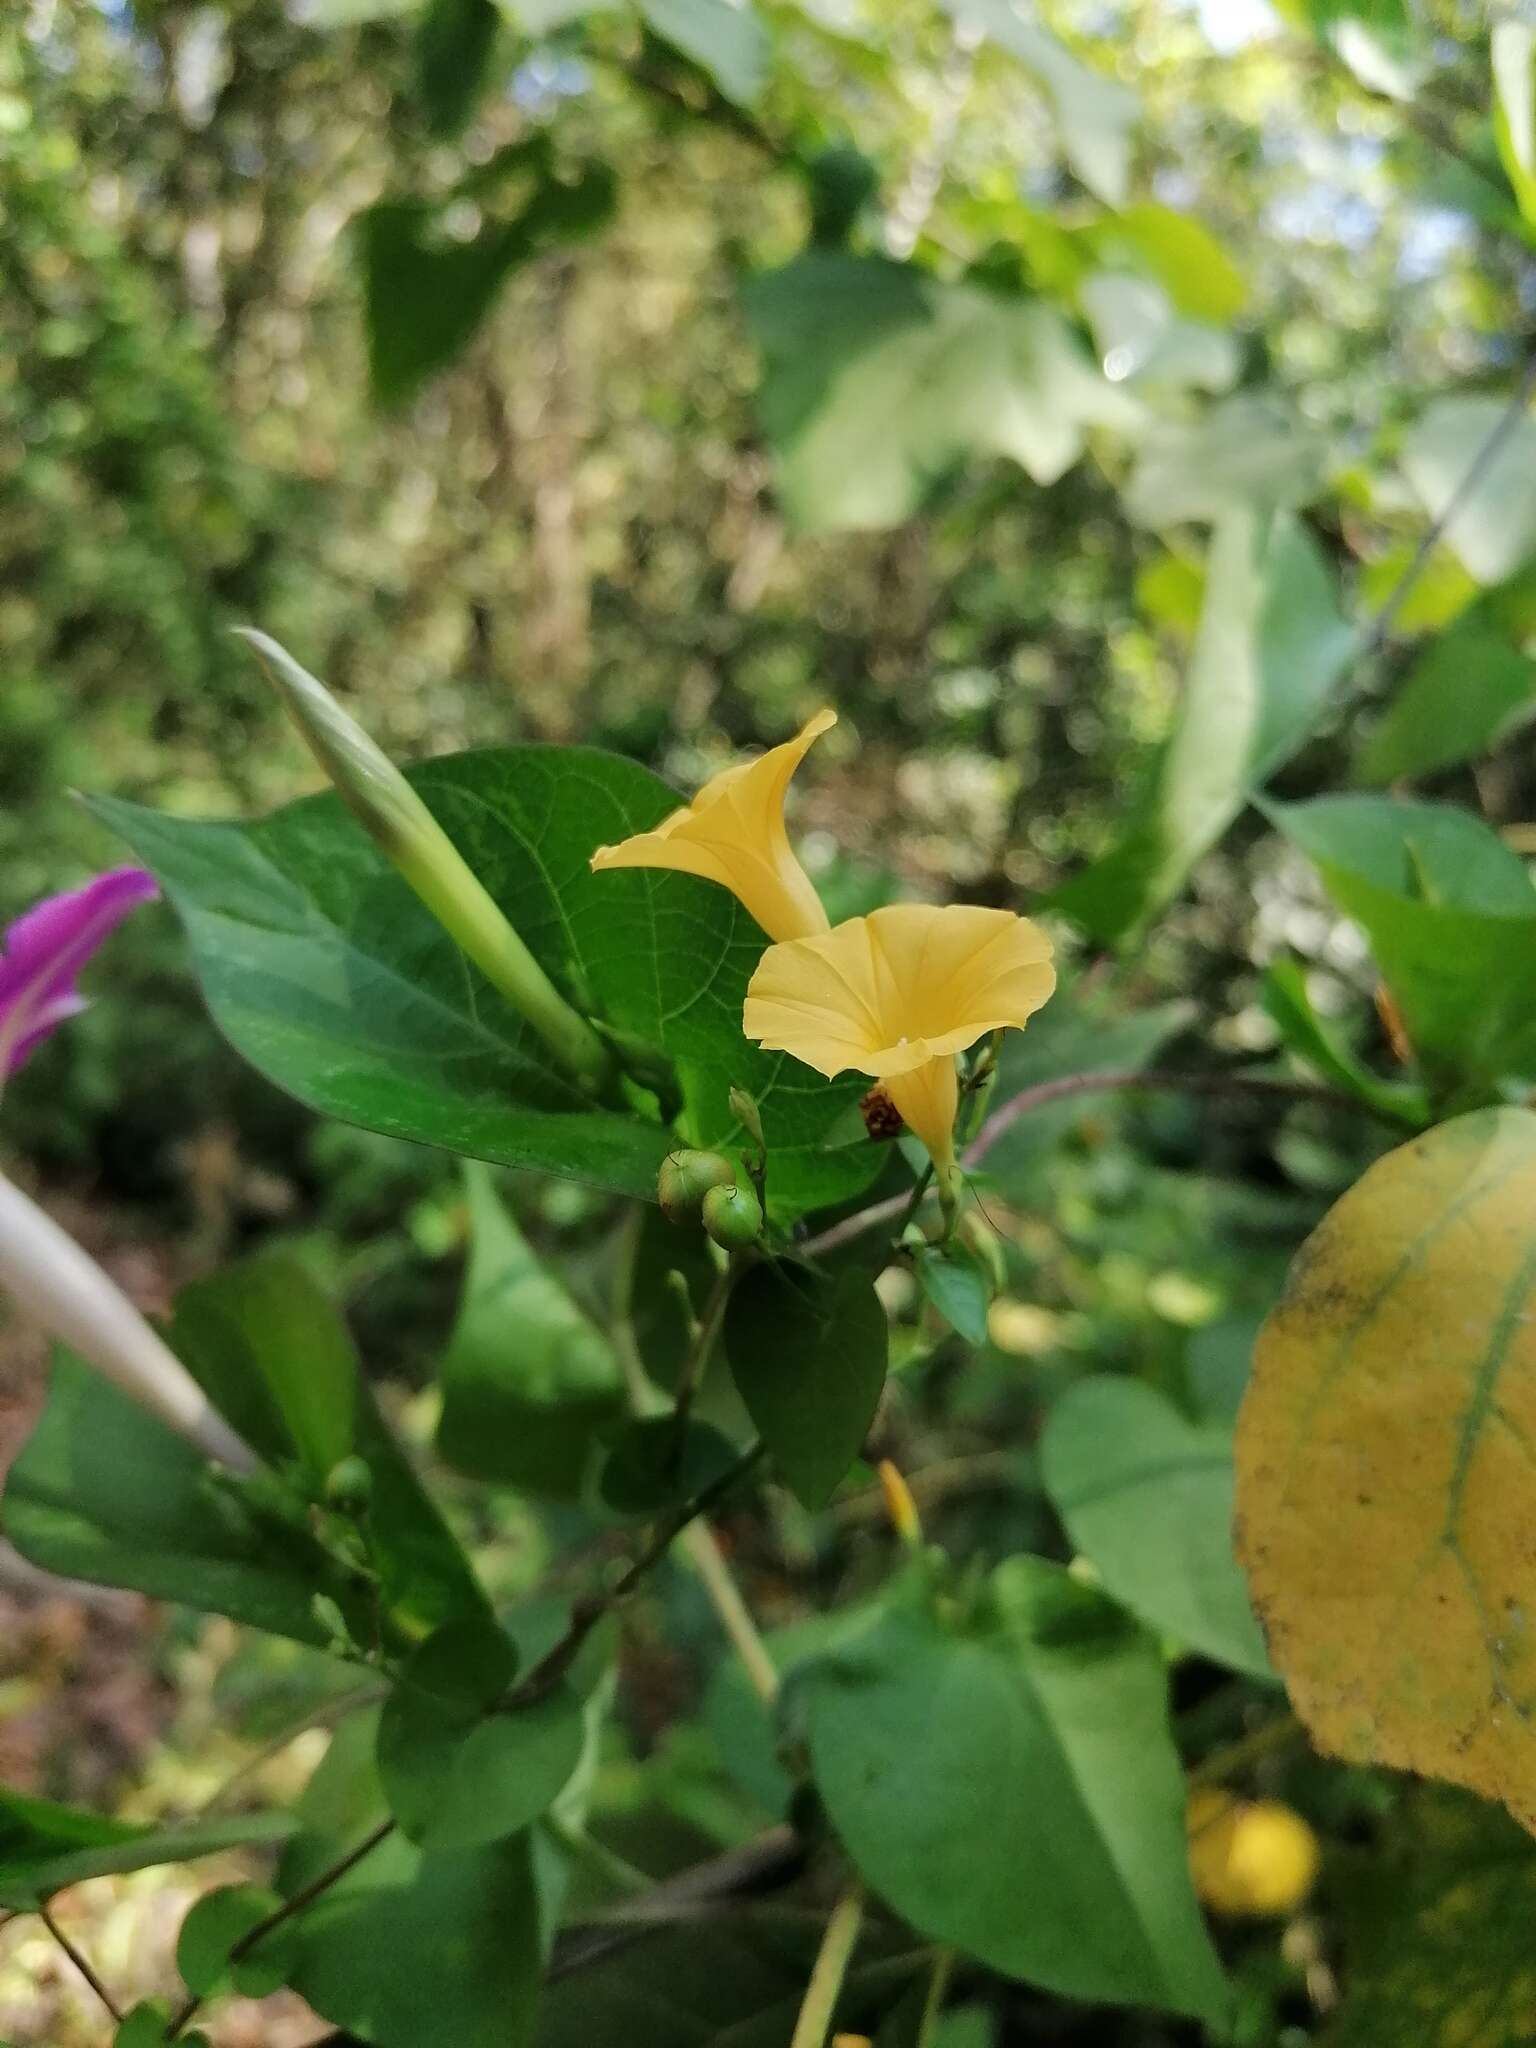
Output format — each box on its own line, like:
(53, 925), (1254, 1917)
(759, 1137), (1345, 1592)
(239, 629), (615, 1095)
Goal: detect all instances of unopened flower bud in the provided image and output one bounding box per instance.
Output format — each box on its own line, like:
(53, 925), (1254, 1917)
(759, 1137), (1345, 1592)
(237, 629), (613, 1094)
(702, 1181), (764, 1250)
(728, 1086), (765, 1148)
(877, 1459), (922, 1550)
(658, 1149), (737, 1224)
(325, 1454), (373, 1514)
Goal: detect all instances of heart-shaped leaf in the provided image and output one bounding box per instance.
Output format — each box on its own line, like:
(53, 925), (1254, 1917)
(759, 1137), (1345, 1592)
(1042, 1376), (1272, 1680)
(94, 746), (878, 1219)
(724, 1262), (887, 1508)
(1236, 1107), (1536, 1830)
(800, 1559), (1229, 2022)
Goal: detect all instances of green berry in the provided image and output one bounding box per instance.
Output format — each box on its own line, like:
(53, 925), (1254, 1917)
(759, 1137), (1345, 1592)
(702, 1181), (764, 1250)
(658, 1148), (737, 1224)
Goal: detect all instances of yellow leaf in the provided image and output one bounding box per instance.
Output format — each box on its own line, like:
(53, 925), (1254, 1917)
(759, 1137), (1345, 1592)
(1235, 1108), (1536, 1831)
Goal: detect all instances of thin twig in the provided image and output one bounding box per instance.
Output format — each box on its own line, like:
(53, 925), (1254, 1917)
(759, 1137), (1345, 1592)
(195, 1682), (385, 1817)
(503, 1441), (768, 1708)
(789, 1878), (866, 2048)
(1185, 1714), (1303, 1793)
(679, 1518), (780, 1705)
(1361, 348), (1536, 657)
(916, 1948), (956, 2047)
(38, 1904), (122, 2023)
(545, 1826), (805, 1984)
(167, 1817), (396, 2038)
(670, 1260), (733, 1445)
(801, 1067), (1364, 1258)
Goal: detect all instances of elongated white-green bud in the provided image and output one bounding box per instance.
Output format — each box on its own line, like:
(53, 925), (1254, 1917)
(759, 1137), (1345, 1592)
(237, 630), (614, 1094)
(0, 1174), (256, 1469)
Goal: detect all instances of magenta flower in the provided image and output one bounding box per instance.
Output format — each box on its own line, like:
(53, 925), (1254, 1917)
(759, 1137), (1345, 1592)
(0, 867), (160, 1078)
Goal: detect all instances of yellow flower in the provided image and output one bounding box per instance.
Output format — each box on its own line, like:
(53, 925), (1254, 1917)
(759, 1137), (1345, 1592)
(743, 903), (1056, 1192)
(590, 710), (835, 943)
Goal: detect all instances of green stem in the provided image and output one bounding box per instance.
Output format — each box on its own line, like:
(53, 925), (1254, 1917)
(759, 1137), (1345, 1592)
(670, 1260), (734, 1447)
(503, 1441), (768, 1709)
(916, 1948), (955, 2047)
(167, 1817), (396, 2038)
(789, 1879), (866, 2048)
(38, 1904), (121, 2023)
(1186, 1713), (1302, 1791)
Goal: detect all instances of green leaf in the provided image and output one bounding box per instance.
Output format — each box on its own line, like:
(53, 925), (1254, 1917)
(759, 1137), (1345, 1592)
(1355, 611), (1536, 783)
(940, 0), (1137, 204)
(117, 2007), (205, 2048)
(292, 1829), (543, 2048)
(1266, 793), (1536, 1097)
(173, 1254), (492, 1642)
(1262, 957), (1429, 1127)
(913, 1243), (991, 1345)
(416, 0), (499, 138)
(0, 1787), (293, 1911)
(639, 0), (768, 104)
(5, 1263), (488, 1650)
(743, 255), (1140, 534)
(801, 1559), (1229, 2021)
(3, 1354), (357, 1648)
(437, 1165), (622, 1496)
(1040, 1377), (1272, 1680)
(376, 1615), (584, 1849)
(600, 1415), (741, 1514)
(1122, 391), (1328, 527)
(1080, 273), (1237, 394)
(177, 1883), (294, 1999)
(359, 164), (616, 408)
(1111, 203), (1248, 323)
(1401, 396), (1536, 586)
(171, 1253), (356, 1482)
(94, 747), (875, 1219)
(1323, 1795), (1536, 2047)
(1052, 508), (1353, 943)
(724, 1262), (887, 1508)
(621, 1205), (723, 1391)
(538, 1924), (921, 2047)
(280, 1706), (543, 2048)
(1493, 20), (1536, 225)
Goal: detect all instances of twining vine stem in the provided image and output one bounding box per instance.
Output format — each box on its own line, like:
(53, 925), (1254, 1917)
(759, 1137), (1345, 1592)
(801, 1066), (1377, 1259)
(503, 1438), (768, 1709)
(38, 1903), (121, 2024)
(163, 1442), (769, 2038)
(1359, 344), (1536, 658)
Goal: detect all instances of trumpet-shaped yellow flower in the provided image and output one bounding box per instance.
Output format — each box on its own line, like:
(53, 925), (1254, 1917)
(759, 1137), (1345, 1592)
(591, 711), (835, 944)
(743, 902), (1056, 1190)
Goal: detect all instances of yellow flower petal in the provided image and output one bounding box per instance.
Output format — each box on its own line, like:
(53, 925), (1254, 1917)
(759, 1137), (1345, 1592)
(590, 710), (835, 943)
(885, 1054), (960, 1172)
(743, 903), (1056, 1079)
(743, 902), (1055, 1181)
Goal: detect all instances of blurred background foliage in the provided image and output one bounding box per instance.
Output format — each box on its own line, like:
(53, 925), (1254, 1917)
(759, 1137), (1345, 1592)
(5, 0), (1536, 2039)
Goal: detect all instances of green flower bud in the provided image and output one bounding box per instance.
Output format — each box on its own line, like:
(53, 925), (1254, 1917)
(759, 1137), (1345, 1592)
(325, 1453), (373, 1514)
(658, 1149), (737, 1225)
(236, 629), (613, 1095)
(702, 1181), (764, 1250)
(728, 1086), (765, 1148)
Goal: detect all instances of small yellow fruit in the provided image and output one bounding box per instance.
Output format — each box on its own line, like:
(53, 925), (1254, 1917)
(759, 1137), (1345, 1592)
(1186, 1787), (1320, 1917)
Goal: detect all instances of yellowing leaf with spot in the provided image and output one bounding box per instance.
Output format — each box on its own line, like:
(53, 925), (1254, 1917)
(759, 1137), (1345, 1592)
(1235, 1108), (1536, 1831)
